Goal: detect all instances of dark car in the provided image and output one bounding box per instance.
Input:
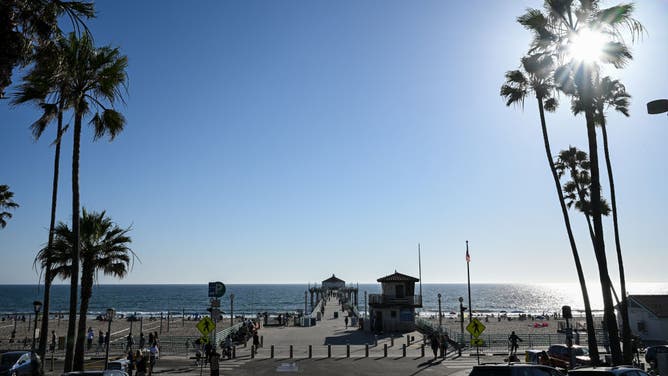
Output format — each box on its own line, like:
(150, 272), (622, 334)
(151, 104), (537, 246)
(546, 344), (590, 368)
(644, 345), (668, 365)
(61, 371), (128, 376)
(469, 364), (565, 376)
(0, 351), (40, 376)
(568, 366), (650, 376)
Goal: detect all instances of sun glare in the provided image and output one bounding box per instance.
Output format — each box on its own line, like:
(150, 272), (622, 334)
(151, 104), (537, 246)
(568, 28), (607, 63)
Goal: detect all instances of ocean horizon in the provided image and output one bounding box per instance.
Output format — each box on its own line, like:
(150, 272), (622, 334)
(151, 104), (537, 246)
(2, 282), (667, 317)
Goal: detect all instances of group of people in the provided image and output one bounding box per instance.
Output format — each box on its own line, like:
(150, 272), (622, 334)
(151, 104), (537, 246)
(125, 335), (160, 376)
(428, 331), (451, 360)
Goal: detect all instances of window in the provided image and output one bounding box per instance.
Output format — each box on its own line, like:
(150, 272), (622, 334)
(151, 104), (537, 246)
(396, 284), (405, 298)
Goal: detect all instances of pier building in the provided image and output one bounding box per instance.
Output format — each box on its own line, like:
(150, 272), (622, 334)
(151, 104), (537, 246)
(322, 274), (345, 290)
(368, 271), (422, 333)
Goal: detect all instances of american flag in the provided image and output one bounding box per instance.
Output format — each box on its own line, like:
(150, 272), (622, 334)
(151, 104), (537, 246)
(466, 249), (471, 263)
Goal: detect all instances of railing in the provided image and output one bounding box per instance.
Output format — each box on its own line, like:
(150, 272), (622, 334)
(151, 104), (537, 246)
(368, 294), (422, 306)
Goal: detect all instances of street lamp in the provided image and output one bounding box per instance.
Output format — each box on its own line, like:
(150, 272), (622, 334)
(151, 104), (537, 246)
(230, 294), (235, 327)
(31, 300), (42, 350)
(459, 297), (465, 356)
(104, 308), (115, 370)
(647, 99), (668, 115)
(437, 294), (442, 331)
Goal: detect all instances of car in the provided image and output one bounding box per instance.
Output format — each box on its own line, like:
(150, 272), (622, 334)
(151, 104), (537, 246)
(0, 351), (40, 376)
(568, 366), (650, 376)
(644, 345), (668, 365)
(469, 364), (565, 376)
(546, 344), (590, 368)
(61, 371), (128, 376)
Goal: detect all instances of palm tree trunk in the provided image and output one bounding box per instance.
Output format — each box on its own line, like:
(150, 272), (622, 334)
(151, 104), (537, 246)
(537, 97), (600, 364)
(64, 110), (82, 372)
(39, 101), (64, 365)
(74, 262), (93, 370)
(585, 106), (622, 364)
(600, 120), (631, 363)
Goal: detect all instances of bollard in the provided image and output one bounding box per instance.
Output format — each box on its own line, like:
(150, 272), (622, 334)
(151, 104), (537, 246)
(421, 344), (425, 358)
(261, 336), (263, 347)
(365, 344), (369, 357)
(328, 344), (331, 358)
(347, 344), (350, 358)
(271, 345), (274, 358)
(309, 345), (312, 359)
(375, 335), (378, 347)
(251, 345), (255, 359)
(233, 346), (236, 359)
(289, 345), (293, 359)
(391, 337), (394, 347)
(384, 343), (387, 358)
(402, 344), (406, 357)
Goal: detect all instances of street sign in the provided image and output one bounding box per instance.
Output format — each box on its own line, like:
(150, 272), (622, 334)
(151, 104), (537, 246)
(466, 318), (486, 338)
(199, 335), (209, 344)
(197, 316), (216, 336)
(471, 338), (484, 346)
(208, 282), (226, 298)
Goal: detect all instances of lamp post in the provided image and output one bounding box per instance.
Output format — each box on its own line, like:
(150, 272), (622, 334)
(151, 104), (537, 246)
(437, 294), (442, 332)
(459, 297), (465, 357)
(31, 300), (42, 350)
(104, 308), (115, 370)
(647, 99), (668, 115)
(230, 294), (235, 327)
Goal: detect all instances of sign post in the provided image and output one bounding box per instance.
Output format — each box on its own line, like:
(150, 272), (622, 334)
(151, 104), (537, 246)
(466, 318), (486, 365)
(207, 282), (226, 347)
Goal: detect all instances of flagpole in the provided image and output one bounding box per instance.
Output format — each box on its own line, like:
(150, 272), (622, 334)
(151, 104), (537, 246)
(466, 240), (472, 324)
(418, 243), (423, 303)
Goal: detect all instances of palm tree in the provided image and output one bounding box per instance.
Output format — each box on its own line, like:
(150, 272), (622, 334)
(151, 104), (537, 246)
(27, 32), (128, 372)
(0, 0), (94, 97)
(0, 184), (19, 228)
(13, 38), (70, 363)
(518, 1), (644, 364)
(35, 210), (135, 370)
(501, 53), (600, 364)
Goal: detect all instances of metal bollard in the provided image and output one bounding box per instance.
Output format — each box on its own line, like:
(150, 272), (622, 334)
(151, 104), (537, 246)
(261, 336), (263, 347)
(375, 335), (378, 347)
(309, 345), (312, 358)
(402, 344), (406, 357)
(328, 344), (331, 358)
(289, 345), (293, 359)
(365, 344), (369, 357)
(347, 344), (350, 358)
(391, 337), (394, 347)
(407, 336), (410, 346)
(251, 345), (255, 359)
(232, 346), (236, 359)
(271, 345), (274, 358)
(421, 344), (425, 358)
(384, 343), (387, 358)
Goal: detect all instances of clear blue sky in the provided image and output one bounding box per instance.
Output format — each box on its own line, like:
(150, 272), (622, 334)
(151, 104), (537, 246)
(1, 1), (667, 285)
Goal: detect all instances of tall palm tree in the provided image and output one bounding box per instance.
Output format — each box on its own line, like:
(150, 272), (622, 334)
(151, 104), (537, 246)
(518, 1), (644, 364)
(28, 32), (128, 372)
(501, 53), (600, 364)
(13, 38), (71, 363)
(0, 184), (19, 229)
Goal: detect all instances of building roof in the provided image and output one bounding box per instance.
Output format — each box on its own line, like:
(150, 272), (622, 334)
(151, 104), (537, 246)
(377, 271), (419, 283)
(629, 295), (668, 318)
(322, 274), (345, 283)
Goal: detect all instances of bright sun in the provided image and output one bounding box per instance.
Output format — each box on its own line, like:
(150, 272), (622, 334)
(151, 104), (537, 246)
(568, 28), (607, 63)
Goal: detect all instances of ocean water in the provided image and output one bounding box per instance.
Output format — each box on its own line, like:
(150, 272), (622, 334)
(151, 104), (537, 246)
(1, 283), (666, 317)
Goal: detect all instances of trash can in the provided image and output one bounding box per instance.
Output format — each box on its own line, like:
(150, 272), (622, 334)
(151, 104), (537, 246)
(334, 312), (339, 319)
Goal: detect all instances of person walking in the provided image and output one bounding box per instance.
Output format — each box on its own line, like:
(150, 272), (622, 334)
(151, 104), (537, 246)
(344, 316), (349, 329)
(139, 332), (145, 349)
(252, 331), (260, 355)
(97, 330), (104, 354)
(86, 327), (94, 350)
(135, 351), (147, 376)
(508, 331), (522, 356)
(126, 350), (134, 376)
(430, 332), (439, 360)
(126, 333), (134, 352)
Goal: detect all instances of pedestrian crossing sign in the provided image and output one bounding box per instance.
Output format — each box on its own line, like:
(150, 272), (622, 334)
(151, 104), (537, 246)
(466, 318), (486, 338)
(197, 316), (216, 336)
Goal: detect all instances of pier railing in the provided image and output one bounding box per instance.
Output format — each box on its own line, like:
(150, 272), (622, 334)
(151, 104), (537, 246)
(368, 294), (422, 307)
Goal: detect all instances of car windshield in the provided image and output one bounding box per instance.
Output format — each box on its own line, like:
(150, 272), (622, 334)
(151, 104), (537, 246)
(574, 347), (589, 356)
(0, 353), (22, 367)
(569, 372), (613, 376)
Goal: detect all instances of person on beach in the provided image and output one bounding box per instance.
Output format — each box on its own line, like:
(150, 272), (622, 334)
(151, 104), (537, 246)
(97, 330), (104, 354)
(429, 332), (439, 360)
(209, 349), (220, 376)
(252, 331), (260, 354)
(508, 331), (522, 355)
(50, 331), (56, 352)
(87, 327), (94, 350)
(139, 332), (145, 349)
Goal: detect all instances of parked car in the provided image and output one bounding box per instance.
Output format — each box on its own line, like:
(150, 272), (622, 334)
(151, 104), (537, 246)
(469, 364), (565, 376)
(568, 366), (650, 376)
(0, 351), (40, 376)
(61, 371), (128, 376)
(546, 344), (590, 368)
(644, 345), (668, 365)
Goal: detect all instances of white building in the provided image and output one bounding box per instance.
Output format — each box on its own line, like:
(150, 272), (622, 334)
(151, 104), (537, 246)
(620, 295), (668, 343)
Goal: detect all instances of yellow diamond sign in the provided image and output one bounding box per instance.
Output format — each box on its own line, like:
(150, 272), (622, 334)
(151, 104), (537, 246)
(466, 318), (486, 338)
(197, 316), (215, 336)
